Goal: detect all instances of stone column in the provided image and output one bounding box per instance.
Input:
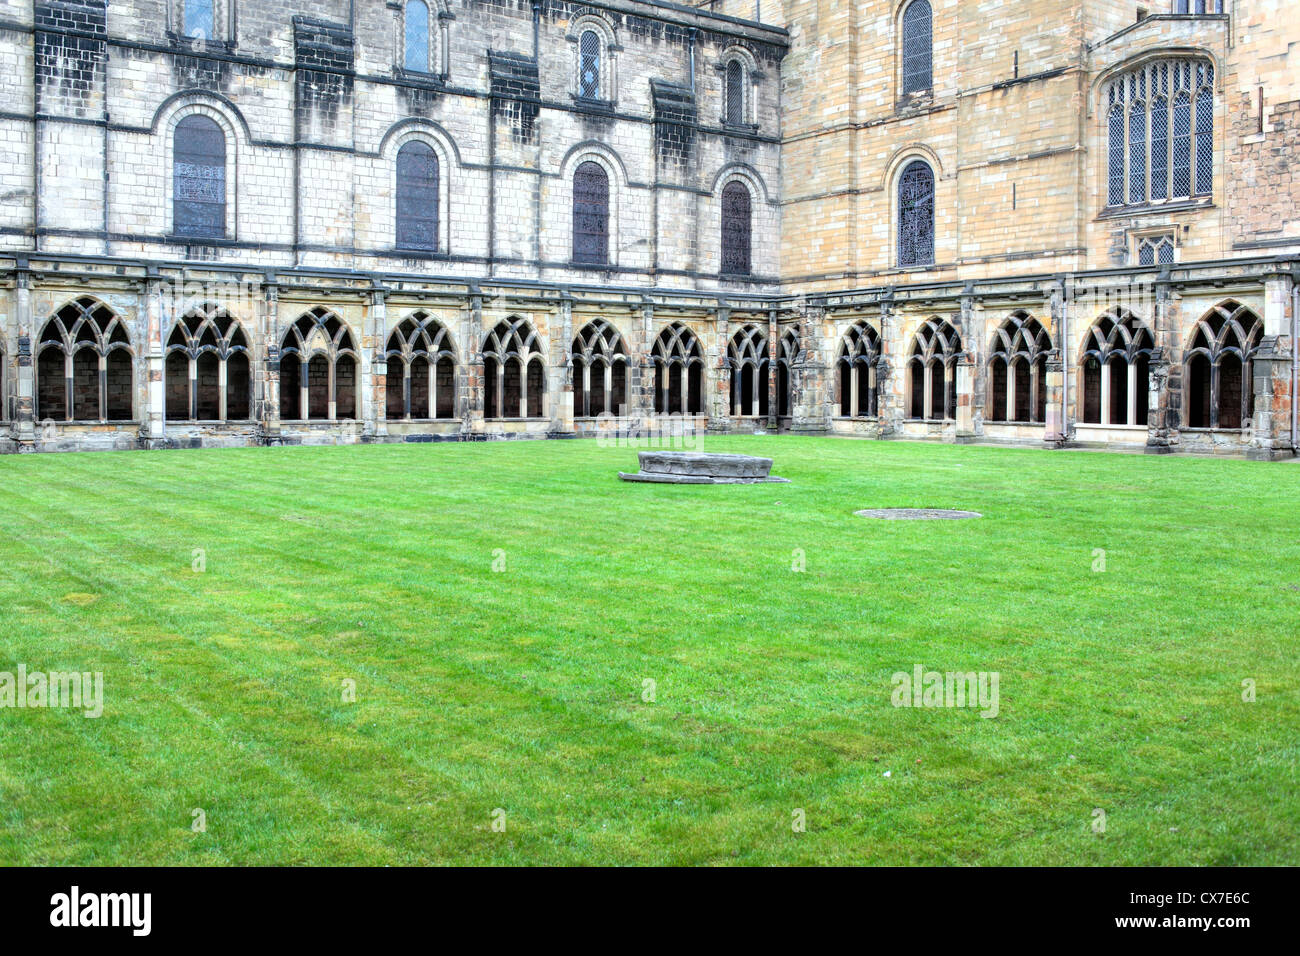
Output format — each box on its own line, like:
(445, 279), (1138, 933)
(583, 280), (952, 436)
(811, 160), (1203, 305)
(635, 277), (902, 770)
(791, 297), (831, 434)
(261, 275), (282, 445)
(463, 290), (485, 437)
(1145, 278), (1177, 454)
(708, 304), (731, 433)
(13, 264), (36, 449)
(370, 285), (388, 440)
(142, 272), (167, 445)
(552, 296), (574, 436)
(875, 296), (897, 438)
(1044, 282), (1066, 445)
(767, 307), (779, 430)
(1248, 274), (1296, 460)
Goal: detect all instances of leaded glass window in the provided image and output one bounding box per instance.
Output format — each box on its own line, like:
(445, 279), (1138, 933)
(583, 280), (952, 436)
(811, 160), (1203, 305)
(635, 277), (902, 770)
(901, 1), (933, 95)
(573, 161), (609, 265)
(396, 141), (439, 252)
(1137, 235), (1175, 266)
(173, 114), (226, 239)
(579, 31), (601, 100)
(1104, 59), (1214, 207)
(405, 0), (430, 72)
(1173, 1), (1223, 12)
(726, 60), (745, 125)
(898, 160), (935, 267)
(721, 181), (752, 276)
(184, 0), (213, 40)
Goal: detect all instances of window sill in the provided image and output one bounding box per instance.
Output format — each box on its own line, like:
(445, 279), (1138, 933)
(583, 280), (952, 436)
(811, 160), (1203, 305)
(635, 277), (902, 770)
(719, 272), (755, 281)
(485, 418), (548, 423)
(571, 95), (615, 114)
(1179, 427), (1248, 435)
(395, 69), (448, 89)
(568, 260), (612, 271)
(167, 234), (233, 246)
(906, 418), (956, 424)
(721, 121), (760, 135)
(393, 248), (449, 261)
(1096, 196), (1213, 220)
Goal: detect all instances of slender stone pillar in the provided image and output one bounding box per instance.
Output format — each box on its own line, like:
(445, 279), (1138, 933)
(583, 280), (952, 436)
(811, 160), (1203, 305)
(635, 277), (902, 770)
(261, 275), (282, 445)
(143, 272), (167, 445)
(369, 286), (388, 440)
(553, 296), (574, 436)
(767, 307), (779, 430)
(708, 305), (731, 433)
(13, 263), (36, 448)
(463, 290), (485, 437)
(1145, 276), (1177, 454)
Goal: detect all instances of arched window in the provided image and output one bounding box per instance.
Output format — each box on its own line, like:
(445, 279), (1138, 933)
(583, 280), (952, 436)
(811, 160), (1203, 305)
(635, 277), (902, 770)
(579, 30), (602, 100)
(405, 0), (431, 72)
(1080, 311), (1155, 427)
(396, 140), (439, 252)
(901, 0), (933, 95)
(184, 0), (214, 40)
(907, 318), (962, 421)
(652, 323), (704, 416)
(728, 325), (770, 419)
(165, 305), (250, 421)
(721, 181), (753, 276)
(837, 321), (882, 418)
(36, 297), (134, 423)
(1105, 59), (1215, 207)
(174, 114), (227, 240)
(483, 318), (545, 420)
(571, 319), (628, 418)
(385, 313), (457, 421)
(725, 59), (746, 125)
(279, 308), (358, 421)
(1184, 301), (1263, 430)
(987, 312), (1052, 424)
(898, 160), (935, 267)
(572, 161), (610, 266)
(777, 327), (801, 418)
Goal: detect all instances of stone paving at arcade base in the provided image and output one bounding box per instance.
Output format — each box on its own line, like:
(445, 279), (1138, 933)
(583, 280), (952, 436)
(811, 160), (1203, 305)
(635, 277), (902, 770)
(0, 436), (1296, 866)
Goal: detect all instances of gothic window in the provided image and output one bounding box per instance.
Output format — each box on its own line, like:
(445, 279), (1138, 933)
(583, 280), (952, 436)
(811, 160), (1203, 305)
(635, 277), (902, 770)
(1079, 310), (1155, 426)
(728, 325), (770, 418)
(483, 318), (545, 420)
(385, 313), (457, 421)
(1105, 59), (1215, 207)
(1173, 1), (1223, 12)
(726, 59), (746, 125)
(1137, 234), (1176, 266)
(579, 30), (602, 100)
(901, 0), (933, 95)
(836, 321), (882, 418)
(184, 0), (214, 40)
(571, 319), (628, 418)
(1184, 300), (1263, 430)
(396, 141), (439, 252)
(777, 327), (801, 418)
(165, 305), (251, 421)
(279, 308), (358, 421)
(987, 312), (1052, 424)
(174, 114), (227, 240)
(898, 160), (935, 267)
(36, 297), (134, 423)
(721, 181), (753, 276)
(573, 161), (610, 266)
(907, 318), (962, 421)
(405, 0), (431, 72)
(652, 323), (704, 416)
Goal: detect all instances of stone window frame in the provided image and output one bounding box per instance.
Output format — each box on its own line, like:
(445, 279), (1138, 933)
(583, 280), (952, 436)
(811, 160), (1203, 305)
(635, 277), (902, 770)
(570, 318), (629, 419)
(896, 158), (936, 269)
(835, 320), (884, 420)
(278, 307), (361, 422)
(383, 310), (459, 421)
(986, 310), (1055, 425)
(567, 14), (619, 107)
(169, 0), (233, 47)
(1078, 308), (1156, 427)
(381, 124), (456, 259)
(1134, 231), (1178, 266)
(897, 0), (934, 99)
(651, 322), (705, 416)
(717, 45), (761, 130)
(36, 297), (136, 424)
(1171, 1), (1225, 13)
(1182, 299), (1263, 431)
(1100, 56), (1217, 211)
(164, 303), (253, 422)
(161, 99), (240, 243)
(561, 146), (624, 271)
(712, 164), (769, 279)
(906, 317), (963, 422)
(776, 326), (801, 418)
(482, 316), (547, 421)
(393, 0), (452, 80)
(727, 324), (770, 419)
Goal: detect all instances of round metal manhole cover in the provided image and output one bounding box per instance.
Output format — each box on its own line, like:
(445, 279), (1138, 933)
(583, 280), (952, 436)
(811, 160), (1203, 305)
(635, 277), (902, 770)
(854, 508), (984, 521)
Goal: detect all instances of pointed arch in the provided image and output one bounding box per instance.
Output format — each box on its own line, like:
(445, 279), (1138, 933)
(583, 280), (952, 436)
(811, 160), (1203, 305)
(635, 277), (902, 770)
(571, 319), (628, 418)
(1079, 309), (1154, 426)
(907, 317), (962, 421)
(483, 317), (546, 420)
(385, 311), (458, 421)
(1183, 300), (1263, 430)
(652, 323), (704, 416)
(279, 307), (359, 421)
(165, 303), (251, 421)
(837, 320), (883, 418)
(37, 297), (135, 423)
(987, 311), (1053, 424)
(728, 324), (770, 418)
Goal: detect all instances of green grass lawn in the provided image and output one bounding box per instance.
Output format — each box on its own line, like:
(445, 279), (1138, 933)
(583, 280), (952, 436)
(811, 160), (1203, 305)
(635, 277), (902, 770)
(0, 436), (1297, 865)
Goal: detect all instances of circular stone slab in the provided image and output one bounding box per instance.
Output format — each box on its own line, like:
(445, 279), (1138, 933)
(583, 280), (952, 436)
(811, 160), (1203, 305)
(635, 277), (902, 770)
(854, 508), (983, 520)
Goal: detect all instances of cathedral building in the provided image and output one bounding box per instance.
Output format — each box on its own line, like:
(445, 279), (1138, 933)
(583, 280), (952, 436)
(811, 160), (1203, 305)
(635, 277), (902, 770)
(1, 0), (1296, 457)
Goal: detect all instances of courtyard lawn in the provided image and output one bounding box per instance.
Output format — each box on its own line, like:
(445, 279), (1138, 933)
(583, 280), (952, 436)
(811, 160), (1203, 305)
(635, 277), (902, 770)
(0, 436), (1297, 866)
